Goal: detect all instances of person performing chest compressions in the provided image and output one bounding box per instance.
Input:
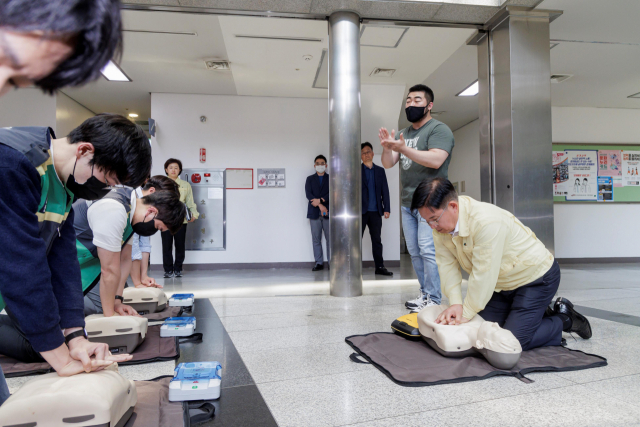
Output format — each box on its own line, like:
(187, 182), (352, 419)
(77, 176), (185, 317)
(411, 177), (592, 351)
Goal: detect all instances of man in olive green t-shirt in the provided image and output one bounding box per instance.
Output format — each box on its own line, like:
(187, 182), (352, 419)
(379, 84), (454, 313)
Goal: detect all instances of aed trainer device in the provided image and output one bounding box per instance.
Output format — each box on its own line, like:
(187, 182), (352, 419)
(169, 362), (221, 401)
(160, 317), (196, 338)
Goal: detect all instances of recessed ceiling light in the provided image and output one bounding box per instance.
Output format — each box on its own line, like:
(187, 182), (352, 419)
(129, 113), (138, 118)
(456, 80), (478, 97)
(100, 60), (131, 82)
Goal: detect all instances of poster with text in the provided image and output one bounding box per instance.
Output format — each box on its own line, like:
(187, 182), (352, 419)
(622, 151), (640, 187)
(552, 151), (569, 196)
(598, 150), (622, 188)
(597, 176), (613, 202)
(566, 150), (598, 201)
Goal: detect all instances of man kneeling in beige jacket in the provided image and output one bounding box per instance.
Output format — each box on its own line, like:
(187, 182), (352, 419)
(411, 177), (591, 351)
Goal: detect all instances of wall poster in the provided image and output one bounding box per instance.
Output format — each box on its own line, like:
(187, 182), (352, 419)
(552, 151), (569, 196)
(597, 176), (613, 202)
(598, 150), (622, 187)
(566, 150), (598, 201)
(622, 151), (640, 187)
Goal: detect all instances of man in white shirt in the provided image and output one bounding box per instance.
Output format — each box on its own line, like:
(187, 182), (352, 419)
(75, 183), (185, 316)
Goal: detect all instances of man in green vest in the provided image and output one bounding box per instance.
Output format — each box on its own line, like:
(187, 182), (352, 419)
(76, 179), (185, 317)
(0, 0), (127, 406)
(0, 115), (151, 388)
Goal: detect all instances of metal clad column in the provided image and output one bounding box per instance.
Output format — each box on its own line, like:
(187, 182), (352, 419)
(471, 7), (561, 253)
(328, 11), (362, 297)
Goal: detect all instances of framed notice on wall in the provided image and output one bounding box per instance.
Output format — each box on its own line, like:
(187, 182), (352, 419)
(226, 168), (253, 189)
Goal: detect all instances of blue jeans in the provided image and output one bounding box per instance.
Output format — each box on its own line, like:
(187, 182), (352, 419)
(401, 206), (441, 303)
(0, 366), (10, 406)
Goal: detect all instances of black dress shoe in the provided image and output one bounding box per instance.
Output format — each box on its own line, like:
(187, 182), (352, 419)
(375, 267), (393, 276)
(544, 305), (555, 317)
(554, 297), (592, 339)
(312, 264), (324, 271)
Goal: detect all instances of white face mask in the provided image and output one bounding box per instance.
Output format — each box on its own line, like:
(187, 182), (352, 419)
(316, 165), (326, 173)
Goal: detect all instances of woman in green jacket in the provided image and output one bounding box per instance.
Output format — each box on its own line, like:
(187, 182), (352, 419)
(162, 158), (199, 277)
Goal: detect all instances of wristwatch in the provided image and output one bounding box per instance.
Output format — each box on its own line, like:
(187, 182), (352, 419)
(64, 329), (88, 344)
(115, 295), (124, 302)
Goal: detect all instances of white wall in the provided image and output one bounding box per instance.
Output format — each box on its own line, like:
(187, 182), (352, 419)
(0, 89), (56, 129)
(442, 108), (640, 259)
(149, 87), (403, 266)
(56, 92), (94, 137)
(448, 119), (481, 200)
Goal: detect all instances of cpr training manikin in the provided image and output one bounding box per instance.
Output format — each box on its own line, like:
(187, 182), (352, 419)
(417, 304), (523, 369)
(0, 364), (137, 427)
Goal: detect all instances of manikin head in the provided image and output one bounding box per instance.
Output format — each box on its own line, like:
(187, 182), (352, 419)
(475, 321), (522, 354)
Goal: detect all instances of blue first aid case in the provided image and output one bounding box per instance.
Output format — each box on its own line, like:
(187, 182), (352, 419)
(169, 362), (222, 401)
(169, 293), (195, 307)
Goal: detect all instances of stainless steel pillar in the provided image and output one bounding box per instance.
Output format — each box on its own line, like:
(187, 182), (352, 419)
(471, 6), (562, 253)
(328, 11), (362, 297)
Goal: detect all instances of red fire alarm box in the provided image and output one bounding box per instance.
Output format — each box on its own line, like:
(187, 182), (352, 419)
(191, 173), (201, 183)
(200, 148), (206, 163)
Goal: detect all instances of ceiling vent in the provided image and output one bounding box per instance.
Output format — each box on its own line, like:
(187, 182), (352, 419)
(370, 68), (396, 78)
(550, 74), (572, 83)
(204, 60), (231, 71)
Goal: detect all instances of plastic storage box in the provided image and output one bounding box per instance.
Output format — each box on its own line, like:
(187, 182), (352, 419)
(169, 362), (222, 401)
(160, 317), (196, 337)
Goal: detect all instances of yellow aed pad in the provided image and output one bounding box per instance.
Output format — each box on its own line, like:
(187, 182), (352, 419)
(391, 313), (421, 340)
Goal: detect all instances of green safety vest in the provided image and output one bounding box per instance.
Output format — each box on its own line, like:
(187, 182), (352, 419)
(0, 127), (74, 312)
(73, 188), (134, 295)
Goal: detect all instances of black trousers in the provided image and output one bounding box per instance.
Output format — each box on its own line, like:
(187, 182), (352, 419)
(477, 260), (563, 351)
(161, 223), (188, 273)
(0, 314), (43, 363)
(362, 211), (384, 269)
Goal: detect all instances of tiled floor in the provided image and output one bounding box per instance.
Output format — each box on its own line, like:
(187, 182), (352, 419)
(8, 259), (639, 426)
(157, 258), (640, 426)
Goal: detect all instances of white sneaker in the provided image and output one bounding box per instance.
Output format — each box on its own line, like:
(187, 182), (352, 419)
(409, 295), (438, 313)
(405, 291), (427, 309)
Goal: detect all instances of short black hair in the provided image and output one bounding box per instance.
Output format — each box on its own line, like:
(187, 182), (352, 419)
(141, 190), (186, 235)
(314, 155), (327, 164)
(143, 175), (179, 194)
(411, 177), (458, 211)
(164, 158), (183, 176)
(361, 142), (373, 151)
(0, 0), (123, 93)
(408, 84), (434, 104)
(68, 113), (150, 188)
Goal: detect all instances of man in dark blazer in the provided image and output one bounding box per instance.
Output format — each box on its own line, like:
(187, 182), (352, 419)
(361, 142), (393, 276)
(305, 155), (330, 271)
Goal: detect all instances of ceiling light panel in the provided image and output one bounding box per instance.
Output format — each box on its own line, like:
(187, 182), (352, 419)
(100, 60), (131, 82)
(360, 26), (409, 48)
(235, 35), (323, 43)
(456, 80), (478, 97)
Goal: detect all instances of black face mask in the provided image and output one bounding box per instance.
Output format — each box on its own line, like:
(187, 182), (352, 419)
(132, 213), (159, 237)
(65, 160), (111, 201)
(405, 106), (428, 123)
